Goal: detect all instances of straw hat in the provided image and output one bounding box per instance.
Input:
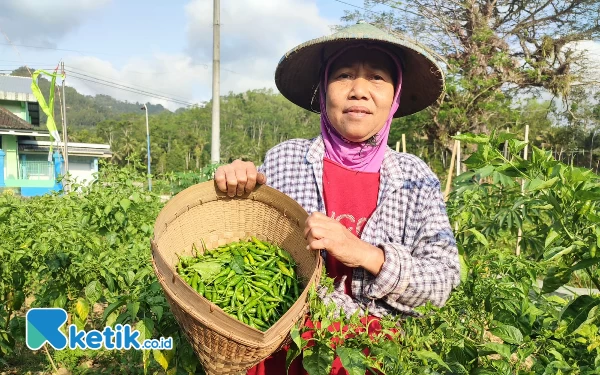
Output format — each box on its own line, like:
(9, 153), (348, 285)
(275, 21), (445, 118)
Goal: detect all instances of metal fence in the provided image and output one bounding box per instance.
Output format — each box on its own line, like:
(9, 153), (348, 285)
(20, 161), (54, 180)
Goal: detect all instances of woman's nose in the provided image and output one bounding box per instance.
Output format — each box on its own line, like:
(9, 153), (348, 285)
(348, 77), (369, 100)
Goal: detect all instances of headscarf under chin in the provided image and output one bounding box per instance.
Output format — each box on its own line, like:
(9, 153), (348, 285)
(319, 43), (403, 173)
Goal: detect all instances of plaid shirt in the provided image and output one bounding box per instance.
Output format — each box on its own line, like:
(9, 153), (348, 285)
(257, 135), (460, 318)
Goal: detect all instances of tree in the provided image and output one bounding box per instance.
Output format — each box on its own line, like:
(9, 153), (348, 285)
(342, 0), (600, 148)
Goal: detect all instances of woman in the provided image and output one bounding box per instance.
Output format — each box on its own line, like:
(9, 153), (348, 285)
(214, 21), (460, 374)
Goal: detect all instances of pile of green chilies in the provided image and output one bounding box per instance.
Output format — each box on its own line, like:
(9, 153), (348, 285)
(177, 237), (301, 331)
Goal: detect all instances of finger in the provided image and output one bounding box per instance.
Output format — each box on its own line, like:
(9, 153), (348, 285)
(304, 216), (318, 239)
(214, 167), (227, 192)
(224, 166), (238, 197)
(245, 163), (258, 192)
(256, 172), (267, 185)
(235, 168), (248, 196)
(311, 212), (328, 220)
(307, 237), (329, 251)
(304, 214), (335, 238)
(305, 225), (327, 242)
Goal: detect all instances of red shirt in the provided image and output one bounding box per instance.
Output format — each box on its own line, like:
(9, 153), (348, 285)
(322, 157), (380, 296)
(247, 157), (380, 375)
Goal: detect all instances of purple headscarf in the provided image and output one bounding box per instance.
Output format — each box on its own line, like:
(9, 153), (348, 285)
(319, 43), (403, 173)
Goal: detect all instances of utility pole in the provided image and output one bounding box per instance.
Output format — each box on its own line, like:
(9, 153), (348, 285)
(61, 61), (69, 174)
(210, 0), (221, 164)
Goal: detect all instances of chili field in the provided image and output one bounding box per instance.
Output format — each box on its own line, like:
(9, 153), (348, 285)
(1, 132), (599, 374)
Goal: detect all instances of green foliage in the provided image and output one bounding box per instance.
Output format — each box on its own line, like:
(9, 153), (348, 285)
(290, 250), (600, 374)
(448, 130), (600, 292)
(66, 89), (321, 175)
(1, 129), (600, 374)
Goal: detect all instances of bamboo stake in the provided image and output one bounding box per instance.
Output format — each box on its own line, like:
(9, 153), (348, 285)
(503, 127), (509, 158)
(396, 141), (400, 152)
(402, 134), (406, 153)
(516, 124), (529, 256)
(444, 140), (458, 202)
(456, 131), (461, 177)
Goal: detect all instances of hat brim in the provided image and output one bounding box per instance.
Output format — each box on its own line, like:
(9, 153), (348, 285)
(275, 24), (445, 118)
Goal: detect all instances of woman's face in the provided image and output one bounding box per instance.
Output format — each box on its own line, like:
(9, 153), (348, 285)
(325, 47), (396, 143)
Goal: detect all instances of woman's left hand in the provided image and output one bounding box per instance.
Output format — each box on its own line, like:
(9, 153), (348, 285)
(304, 212), (384, 275)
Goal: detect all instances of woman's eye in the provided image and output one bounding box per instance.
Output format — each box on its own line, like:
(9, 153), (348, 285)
(338, 73), (351, 79)
(373, 75), (384, 81)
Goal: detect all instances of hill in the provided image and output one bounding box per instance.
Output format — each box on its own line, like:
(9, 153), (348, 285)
(9, 66), (167, 127)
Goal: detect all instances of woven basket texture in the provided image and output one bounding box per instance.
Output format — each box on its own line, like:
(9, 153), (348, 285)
(151, 181), (322, 375)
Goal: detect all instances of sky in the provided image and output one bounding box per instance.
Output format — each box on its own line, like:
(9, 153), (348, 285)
(0, 0), (598, 111)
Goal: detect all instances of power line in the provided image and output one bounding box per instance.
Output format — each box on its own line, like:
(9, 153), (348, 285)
(66, 66), (194, 101)
(0, 42), (120, 56)
(68, 75), (195, 107)
(0, 59), (56, 64)
(334, 0), (426, 22)
(67, 73), (196, 107)
(334, 0), (381, 15)
(65, 69), (197, 105)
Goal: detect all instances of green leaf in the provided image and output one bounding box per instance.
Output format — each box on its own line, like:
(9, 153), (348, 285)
(104, 204), (113, 215)
(230, 255), (245, 275)
(135, 318), (154, 343)
(114, 211), (125, 225)
(302, 342), (334, 375)
(531, 203), (553, 210)
(543, 245), (574, 261)
(468, 228), (489, 247)
(489, 324), (523, 345)
(542, 267), (572, 294)
(492, 171), (516, 187)
(480, 343), (511, 360)
(459, 254), (469, 283)
(496, 132), (519, 145)
(560, 295), (600, 335)
(475, 165), (495, 178)
(544, 230), (560, 249)
(72, 315), (86, 331)
(127, 302), (140, 321)
(151, 305), (164, 323)
(453, 133), (490, 144)
(119, 198), (131, 211)
(53, 294), (67, 309)
(286, 343), (301, 374)
(528, 177), (559, 192)
(10, 291), (25, 311)
(75, 298), (90, 322)
(336, 347), (367, 375)
(414, 350), (451, 371)
(290, 325), (302, 350)
(153, 346), (175, 371)
(508, 139), (528, 154)
(190, 261), (222, 282)
(571, 258), (600, 272)
(447, 362), (469, 375)
(574, 189), (600, 201)
(84, 280), (103, 304)
(102, 299), (127, 324)
(447, 344), (478, 366)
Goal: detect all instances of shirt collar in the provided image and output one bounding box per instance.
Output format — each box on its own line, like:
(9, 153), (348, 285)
(306, 135), (405, 202)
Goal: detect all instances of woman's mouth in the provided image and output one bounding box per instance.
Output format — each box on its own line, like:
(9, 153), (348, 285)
(344, 106), (372, 118)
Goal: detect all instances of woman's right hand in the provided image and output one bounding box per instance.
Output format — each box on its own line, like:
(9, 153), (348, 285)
(214, 159), (267, 197)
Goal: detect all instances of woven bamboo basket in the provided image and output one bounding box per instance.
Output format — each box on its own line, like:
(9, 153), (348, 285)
(151, 181), (322, 375)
